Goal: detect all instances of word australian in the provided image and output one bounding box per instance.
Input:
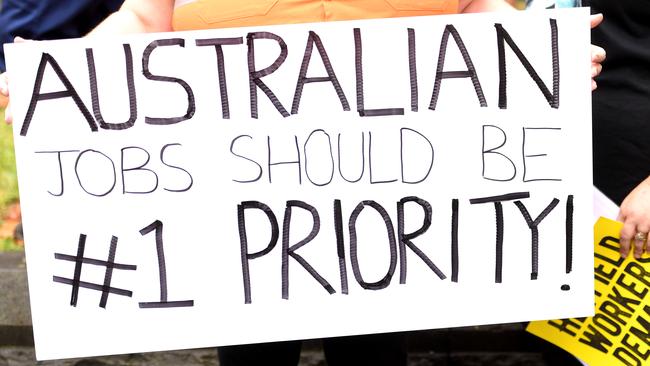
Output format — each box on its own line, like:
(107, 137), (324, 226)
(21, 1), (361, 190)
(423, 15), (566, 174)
(18, 19), (560, 136)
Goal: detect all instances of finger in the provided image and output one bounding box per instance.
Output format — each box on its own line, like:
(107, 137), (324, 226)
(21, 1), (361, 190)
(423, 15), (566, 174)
(1, 73), (12, 124)
(620, 220), (636, 258)
(5, 102), (13, 125)
(0, 73), (8, 97)
(635, 223), (650, 259)
(590, 13), (603, 29)
(591, 62), (603, 78)
(591, 45), (606, 64)
(592, 80), (597, 91)
(13, 36), (26, 43)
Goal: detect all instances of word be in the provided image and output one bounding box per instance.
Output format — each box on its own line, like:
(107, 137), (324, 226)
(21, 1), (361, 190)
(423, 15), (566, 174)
(230, 128), (434, 186)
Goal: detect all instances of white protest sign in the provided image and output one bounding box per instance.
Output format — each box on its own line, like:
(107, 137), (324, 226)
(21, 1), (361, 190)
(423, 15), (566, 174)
(5, 8), (593, 360)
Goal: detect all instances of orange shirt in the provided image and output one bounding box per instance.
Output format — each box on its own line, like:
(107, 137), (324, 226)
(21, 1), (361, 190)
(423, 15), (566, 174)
(173, 0), (459, 31)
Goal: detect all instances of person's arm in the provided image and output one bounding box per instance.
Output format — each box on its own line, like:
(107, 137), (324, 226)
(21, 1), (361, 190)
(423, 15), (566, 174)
(590, 14), (605, 90)
(459, 0), (515, 13)
(88, 0), (175, 35)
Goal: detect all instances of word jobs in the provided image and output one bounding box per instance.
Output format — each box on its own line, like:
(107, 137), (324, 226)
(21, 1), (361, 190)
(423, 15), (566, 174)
(36, 143), (193, 197)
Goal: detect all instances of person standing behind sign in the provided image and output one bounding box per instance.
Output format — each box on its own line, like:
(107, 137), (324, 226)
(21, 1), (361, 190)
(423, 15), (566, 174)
(527, 0), (650, 260)
(0, 1), (606, 365)
(83, 0), (515, 34)
(590, 0), (650, 261)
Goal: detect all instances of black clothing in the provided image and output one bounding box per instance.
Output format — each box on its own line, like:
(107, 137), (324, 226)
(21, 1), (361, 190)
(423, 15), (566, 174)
(591, 0), (650, 204)
(218, 333), (407, 366)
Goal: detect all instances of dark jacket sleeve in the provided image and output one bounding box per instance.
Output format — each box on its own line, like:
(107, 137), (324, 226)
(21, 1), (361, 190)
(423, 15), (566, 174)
(0, 0), (123, 71)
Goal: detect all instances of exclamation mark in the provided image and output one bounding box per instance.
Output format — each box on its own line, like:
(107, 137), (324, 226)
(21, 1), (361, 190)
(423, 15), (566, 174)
(562, 195), (574, 291)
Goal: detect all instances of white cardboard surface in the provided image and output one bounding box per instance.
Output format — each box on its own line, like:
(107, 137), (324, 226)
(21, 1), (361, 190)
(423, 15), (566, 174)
(4, 9), (593, 360)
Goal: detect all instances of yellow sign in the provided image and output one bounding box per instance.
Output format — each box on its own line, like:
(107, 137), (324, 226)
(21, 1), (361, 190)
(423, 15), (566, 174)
(527, 217), (650, 366)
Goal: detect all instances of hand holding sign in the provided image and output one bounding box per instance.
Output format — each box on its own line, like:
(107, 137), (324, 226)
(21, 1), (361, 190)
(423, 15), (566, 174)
(618, 177), (650, 259)
(528, 217), (650, 366)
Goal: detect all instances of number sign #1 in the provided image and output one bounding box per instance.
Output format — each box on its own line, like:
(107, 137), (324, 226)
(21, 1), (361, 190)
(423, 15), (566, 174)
(5, 8), (593, 360)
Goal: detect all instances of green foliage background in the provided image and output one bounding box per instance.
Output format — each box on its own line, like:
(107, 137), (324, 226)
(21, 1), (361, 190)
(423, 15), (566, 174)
(0, 109), (18, 209)
(0, 108), (21, 251)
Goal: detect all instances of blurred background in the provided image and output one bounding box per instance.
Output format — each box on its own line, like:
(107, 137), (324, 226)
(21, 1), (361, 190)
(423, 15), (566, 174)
(0, 78), (20, 252)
